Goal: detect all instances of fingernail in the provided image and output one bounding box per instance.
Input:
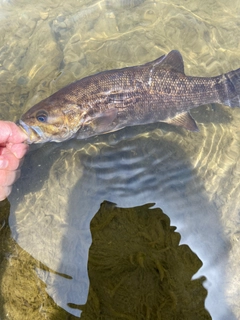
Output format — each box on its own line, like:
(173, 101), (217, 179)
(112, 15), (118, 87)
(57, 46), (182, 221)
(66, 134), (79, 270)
(0, 159), (9, 169)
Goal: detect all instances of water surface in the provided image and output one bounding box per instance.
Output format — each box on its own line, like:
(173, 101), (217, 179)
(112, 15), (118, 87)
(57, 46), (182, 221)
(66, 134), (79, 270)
(0, 0), (240, 319)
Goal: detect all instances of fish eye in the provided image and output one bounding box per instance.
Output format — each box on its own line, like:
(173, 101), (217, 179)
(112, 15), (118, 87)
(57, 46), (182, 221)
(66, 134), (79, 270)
(36, 111), (48, 123)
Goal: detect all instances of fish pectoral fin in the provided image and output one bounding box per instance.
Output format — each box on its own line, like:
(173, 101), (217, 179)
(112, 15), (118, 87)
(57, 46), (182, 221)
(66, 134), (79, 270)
(163, 112), (199, 131)
(89, 108), (118, 133)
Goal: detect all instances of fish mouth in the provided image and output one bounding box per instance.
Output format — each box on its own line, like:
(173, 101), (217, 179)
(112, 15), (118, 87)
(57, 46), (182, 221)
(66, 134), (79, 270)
(17, 119), (46, 144)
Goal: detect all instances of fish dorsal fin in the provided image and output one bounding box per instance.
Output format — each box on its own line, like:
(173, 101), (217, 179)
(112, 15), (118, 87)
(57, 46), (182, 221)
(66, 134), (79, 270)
(147, 50), (185, 74)
(163, 112), (199, 131)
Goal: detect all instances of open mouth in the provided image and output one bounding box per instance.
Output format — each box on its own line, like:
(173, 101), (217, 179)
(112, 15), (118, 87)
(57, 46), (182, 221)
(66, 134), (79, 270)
(17, 120), (46, 144)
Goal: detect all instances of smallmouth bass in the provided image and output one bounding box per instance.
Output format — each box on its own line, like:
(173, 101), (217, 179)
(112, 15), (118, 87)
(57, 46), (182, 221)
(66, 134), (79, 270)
(18, 50), (240, 143)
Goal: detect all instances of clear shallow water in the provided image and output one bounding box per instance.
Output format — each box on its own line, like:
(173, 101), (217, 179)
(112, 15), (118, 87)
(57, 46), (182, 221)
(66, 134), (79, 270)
(0, 0), (240, 319)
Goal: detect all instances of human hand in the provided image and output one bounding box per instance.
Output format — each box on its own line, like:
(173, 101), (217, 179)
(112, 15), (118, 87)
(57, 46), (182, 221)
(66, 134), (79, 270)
(0, 121), (28, 201)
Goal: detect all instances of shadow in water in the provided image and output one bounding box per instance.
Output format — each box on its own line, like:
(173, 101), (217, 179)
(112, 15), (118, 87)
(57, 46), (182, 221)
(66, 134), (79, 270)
(4, 123), (237, 319)
(79, 200), (210, 319)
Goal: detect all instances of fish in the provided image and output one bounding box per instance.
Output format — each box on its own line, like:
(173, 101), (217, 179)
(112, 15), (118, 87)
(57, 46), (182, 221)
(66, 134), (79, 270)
(18, 50), (240, 143)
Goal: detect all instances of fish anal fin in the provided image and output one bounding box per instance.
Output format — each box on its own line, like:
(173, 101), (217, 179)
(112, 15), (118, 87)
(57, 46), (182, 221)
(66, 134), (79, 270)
(86, 108), (118, 133)
(164, 112), (199, 131)
(146, 50), (185, 74)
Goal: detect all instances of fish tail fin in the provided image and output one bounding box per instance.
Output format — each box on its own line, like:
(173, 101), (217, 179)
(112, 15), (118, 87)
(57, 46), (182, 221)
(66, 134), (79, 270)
(220, 68), (240, 107)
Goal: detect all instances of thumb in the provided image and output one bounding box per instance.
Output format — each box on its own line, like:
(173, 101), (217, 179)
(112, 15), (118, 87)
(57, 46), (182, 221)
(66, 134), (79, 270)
(0, 121), (28, 144)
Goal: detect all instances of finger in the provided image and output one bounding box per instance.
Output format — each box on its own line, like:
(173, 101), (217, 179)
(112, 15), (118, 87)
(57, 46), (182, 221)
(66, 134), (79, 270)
(0, 152), (24, 171)
(0, 158), (9, 169)
(6, 142), (29, 159)
(0, 121), (28, 144)
(0, 185), (12, 201)
(0, 145), (26, 170)
(0, 142), (28, 159)
(0, 169), (21, 186)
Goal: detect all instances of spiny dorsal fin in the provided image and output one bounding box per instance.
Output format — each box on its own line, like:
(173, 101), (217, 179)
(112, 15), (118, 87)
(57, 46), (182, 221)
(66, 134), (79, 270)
(146, 50), (185, 74)
(163, 111), (199, 131)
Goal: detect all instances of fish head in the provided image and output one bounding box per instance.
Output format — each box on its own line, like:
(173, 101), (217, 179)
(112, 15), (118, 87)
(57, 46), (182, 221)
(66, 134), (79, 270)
(18, 98), (84, 143)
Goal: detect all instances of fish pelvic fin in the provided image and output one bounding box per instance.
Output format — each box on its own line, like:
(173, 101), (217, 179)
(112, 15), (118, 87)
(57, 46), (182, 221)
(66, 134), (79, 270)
(220, 68), (240, 107)
(163, 112), (199, 131)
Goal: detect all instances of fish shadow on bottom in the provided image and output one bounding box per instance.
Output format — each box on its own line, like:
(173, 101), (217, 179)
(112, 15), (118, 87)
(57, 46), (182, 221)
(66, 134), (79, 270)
(69, 200), (211, 319)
